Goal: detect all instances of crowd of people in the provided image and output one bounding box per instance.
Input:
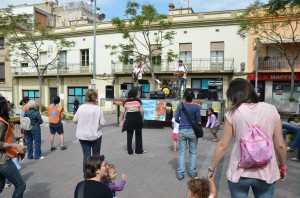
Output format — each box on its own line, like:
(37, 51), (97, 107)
(0, 76), (299, 197)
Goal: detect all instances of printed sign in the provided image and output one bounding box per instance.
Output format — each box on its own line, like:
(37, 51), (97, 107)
(142, 100), (166, 121)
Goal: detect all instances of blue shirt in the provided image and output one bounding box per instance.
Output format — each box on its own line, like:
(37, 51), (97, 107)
(175, 102), (201, 130)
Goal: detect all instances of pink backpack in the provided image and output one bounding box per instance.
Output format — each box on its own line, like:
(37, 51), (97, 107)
(238, 104), (273, 168)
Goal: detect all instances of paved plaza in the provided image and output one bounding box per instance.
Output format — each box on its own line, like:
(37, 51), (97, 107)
(2, 114), (300, 198)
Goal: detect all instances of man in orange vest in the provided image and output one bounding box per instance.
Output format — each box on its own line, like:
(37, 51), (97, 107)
(48, 96), (67, 151)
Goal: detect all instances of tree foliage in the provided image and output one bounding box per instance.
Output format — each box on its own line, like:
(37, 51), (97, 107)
(238, 0), (300, 99)
(105, 1), (177, 87)
(266, 0), (300, 14)
(0, 7), (75, 111)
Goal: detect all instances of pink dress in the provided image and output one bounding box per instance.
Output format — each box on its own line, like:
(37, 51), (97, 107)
(225, 102), (280, 184)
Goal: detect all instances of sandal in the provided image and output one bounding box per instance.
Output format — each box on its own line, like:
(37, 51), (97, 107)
(287, 147), (294, 152)
(212, 139), (219, 142)
(290, 157), (300, 162)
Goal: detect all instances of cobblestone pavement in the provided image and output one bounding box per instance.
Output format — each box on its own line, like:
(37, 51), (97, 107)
(2, 114), (300, 198)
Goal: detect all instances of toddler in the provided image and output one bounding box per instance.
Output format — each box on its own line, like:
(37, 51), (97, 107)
(171, 114), (179, 154)
(206, 108), (220, 142)
(101, 164), (126, 198)
(187, 177), (216, 198)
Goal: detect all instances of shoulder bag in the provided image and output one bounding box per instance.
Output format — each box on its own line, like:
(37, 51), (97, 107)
(181, 102), (203, 138)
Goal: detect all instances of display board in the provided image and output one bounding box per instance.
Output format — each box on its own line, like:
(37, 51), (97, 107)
(142, 100), (166, 121)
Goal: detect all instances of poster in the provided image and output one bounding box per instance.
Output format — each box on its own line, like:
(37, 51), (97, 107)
(172, 101), (179, 112)
(100, 98), (106, 108)
(142, 100), (166, 121)
(212, 102), (221, 112)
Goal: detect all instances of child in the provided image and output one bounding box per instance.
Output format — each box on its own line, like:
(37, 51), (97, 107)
(206, 108), (220, 142)
(101, 164), (126, 198)
(187, 177), (216, 198)
(171, 114), (179, 154)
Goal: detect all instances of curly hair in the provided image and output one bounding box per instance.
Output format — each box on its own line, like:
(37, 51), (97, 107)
(187, 178), (210, 198)
(184, 88), (195, 102)
(103, 164), (115, 180)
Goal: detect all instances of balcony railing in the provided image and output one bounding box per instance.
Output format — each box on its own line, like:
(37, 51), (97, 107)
(258, 57), (300, 70)
(12, 63), (93, 76)
(111, 58), (234, 74)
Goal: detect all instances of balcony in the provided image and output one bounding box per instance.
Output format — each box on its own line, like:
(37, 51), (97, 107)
(258, 57), (300, 71)
(12, 63), (93, 76)
(111, 58), (234, 74)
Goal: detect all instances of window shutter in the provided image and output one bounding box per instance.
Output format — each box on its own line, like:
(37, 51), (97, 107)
(211, 42), (224, 51)
(179, 43), (192, 51)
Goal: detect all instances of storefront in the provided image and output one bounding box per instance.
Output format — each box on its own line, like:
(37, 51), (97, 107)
(247, 73), (300, 101)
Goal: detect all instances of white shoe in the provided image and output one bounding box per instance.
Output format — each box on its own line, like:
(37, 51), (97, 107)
(5, 183), (12, 188)
(38, 156), (45, 160)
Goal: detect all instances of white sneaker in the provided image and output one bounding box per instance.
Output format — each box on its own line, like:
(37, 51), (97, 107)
(38, 156), (45, 160)
(5, 183), (12, 188)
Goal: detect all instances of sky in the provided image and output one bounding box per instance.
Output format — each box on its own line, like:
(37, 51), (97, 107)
(0, 0), (269, 21)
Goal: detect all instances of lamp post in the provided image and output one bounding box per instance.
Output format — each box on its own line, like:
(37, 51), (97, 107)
(92, 0), (97, 90)
(255, 42), (260, 94)
(90, 0), (105, 90)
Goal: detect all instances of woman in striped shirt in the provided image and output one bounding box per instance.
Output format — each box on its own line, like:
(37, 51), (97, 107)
(120, 89), (145, 155)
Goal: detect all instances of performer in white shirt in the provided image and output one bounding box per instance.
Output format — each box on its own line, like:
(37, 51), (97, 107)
(174, 60), (187, 97)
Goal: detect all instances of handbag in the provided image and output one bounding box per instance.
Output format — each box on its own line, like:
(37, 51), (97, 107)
(181, 102), (203, 138)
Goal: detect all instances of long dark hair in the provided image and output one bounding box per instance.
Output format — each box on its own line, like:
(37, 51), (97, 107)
(0, 97), (10, 122)
(226, 78), (259, 114)
(184, 89), (195, 102)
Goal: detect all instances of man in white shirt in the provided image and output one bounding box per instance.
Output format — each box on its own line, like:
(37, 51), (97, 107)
(132, 62), (144, 85)
(175, 60), (187, 97)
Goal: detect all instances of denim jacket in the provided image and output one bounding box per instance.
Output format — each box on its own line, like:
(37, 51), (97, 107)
(24, 108), (43, 132)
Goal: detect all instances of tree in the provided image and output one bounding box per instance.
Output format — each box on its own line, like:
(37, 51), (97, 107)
(105, 1), (176, 87)
(266, 0), (300, 14)
(238, 0), (300, 99)
(0, 7), (75, 111)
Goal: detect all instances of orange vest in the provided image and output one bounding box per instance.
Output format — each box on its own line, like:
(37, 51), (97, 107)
(0, 117), (17, 158)
(20, 103), (28, 123)
(48, 104), (63, 124)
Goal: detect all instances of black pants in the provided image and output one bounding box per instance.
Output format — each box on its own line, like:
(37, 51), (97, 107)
(127, 129), (143, 154)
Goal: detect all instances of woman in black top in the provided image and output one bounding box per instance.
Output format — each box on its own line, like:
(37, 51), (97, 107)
(119, 89), (145, 155)
(74, 155), (112, 198)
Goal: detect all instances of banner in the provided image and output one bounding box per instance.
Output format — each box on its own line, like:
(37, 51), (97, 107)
(142, 100), (166, 121)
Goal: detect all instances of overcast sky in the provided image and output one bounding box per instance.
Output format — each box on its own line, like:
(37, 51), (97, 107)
(1, 0), (269, 21)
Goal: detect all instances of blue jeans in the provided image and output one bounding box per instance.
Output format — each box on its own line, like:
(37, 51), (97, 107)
(178, 78), (187, 97)
(177, 128), (198, 177)
(228, 178), (275, 198)
(79, 136), (102, 168)
(0, 159), (26, 198)
(25, 130), (42, 159)
(282, 122), (300, 150)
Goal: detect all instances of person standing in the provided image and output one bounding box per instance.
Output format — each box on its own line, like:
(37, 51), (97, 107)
(74, 155), (112, 198)
(19, 97), (30, 145)
(24, 100), (44, 160)
(206, 78), (287, 197)
(119, 89), (145, 155)
(132, 62), (144, 84)
(206, 108), (220, 142)
(73, 97), (79, 115)
(175, 89), (201, 180)
(73, 89), (106, 168)
(175, 60), (187, 98)
(48, 96), (67, 151)
(0, 96), (27, 197)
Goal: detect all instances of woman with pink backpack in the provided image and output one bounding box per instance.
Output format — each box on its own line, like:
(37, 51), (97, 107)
(206, 78), (287, 197)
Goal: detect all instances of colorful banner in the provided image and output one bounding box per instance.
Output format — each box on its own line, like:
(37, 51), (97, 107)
(142, 100), (166, 121)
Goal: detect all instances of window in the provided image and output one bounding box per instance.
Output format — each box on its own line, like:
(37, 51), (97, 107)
(272, 82), (300, 100)
(68, 87), (88, 112)
(21, 63), (28, 67)
(122, 50), (134, 65)
(0, 38), (4, 49)
(191, 78), (223, 100)
(22, 90), (40, 101)
(210, 42), (224, 70)
(0, 63), (5, 82)
(81, 49), (89, 66)
(179, 43), (192, 69)
(151, 45), (162, 66)
(58, 51), (67, 67)
(40, 52), (47, 67)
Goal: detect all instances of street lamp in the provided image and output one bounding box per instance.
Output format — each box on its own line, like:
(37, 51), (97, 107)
(255, 42), (260, 94)
(90, 0), (105, 90)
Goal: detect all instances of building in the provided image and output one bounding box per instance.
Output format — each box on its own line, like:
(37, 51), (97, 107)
(10, 4), (248, 113)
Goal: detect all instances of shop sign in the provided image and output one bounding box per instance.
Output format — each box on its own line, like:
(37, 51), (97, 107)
(247, 73), (300, 81)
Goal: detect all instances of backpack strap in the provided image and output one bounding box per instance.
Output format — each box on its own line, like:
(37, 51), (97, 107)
(237, 103), (261, 127)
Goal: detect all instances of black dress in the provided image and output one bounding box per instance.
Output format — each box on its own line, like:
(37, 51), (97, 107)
(121, 98), (144, 154)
